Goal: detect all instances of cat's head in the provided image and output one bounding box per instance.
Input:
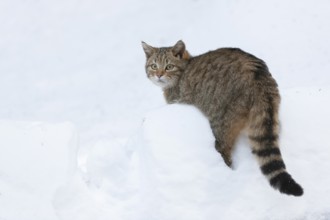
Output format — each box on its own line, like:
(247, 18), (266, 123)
(142, 40), (190, 89)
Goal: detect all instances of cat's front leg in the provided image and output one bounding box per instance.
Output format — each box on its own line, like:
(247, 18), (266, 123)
(215, 139), (233, 168)
(210, 117), (245, 168)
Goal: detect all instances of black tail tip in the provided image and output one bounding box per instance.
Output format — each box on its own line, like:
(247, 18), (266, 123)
(270, 172), (304, 196)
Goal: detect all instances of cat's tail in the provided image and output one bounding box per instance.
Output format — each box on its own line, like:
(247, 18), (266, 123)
(247, 87), (303, 196)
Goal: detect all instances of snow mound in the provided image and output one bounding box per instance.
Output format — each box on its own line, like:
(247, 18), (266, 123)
(138, 104), (230, 219)
(0, 120), (78, 220)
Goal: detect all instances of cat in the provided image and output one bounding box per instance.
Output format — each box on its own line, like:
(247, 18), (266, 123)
(141, 40), (303, 196)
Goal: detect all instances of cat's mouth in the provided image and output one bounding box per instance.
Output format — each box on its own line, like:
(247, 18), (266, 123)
(150, 76), (171, 88)
(154, 76), (167, 84)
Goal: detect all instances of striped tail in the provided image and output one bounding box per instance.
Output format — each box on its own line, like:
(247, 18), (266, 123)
(248, 92), (303, 196)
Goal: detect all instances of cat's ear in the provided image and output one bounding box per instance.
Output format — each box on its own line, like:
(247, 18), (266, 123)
(172, 40), (186, 59)
(142, 41), (155, 58)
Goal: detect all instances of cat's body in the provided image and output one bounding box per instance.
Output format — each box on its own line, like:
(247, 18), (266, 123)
(142, 40), (303, 196)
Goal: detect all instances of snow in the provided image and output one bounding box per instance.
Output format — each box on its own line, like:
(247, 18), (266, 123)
(1, 0), (330, 219)
(0, 121), (77, 220)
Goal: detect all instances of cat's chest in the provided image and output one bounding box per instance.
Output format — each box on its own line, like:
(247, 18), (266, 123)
(164, 84), (197, 105)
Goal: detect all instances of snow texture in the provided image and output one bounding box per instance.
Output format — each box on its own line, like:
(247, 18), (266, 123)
(1, 0), (330, 219)
(0, 121), (77, 220)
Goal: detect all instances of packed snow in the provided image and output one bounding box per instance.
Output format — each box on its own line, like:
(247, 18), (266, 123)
(1, 0), (330, 219)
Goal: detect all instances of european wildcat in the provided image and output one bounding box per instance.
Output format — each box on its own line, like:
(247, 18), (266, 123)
(141, 40), (303, 196)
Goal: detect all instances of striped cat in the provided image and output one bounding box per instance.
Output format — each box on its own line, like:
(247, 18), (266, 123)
(141, 40), (303, 196)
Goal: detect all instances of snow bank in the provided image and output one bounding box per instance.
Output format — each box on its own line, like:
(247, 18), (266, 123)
(51, 87), (330, 220)
(0, 120), (78, 220)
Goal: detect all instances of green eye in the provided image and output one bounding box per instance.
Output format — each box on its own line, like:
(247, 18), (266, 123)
(165, 64), (174, 71)
(150, 64), (158, 70)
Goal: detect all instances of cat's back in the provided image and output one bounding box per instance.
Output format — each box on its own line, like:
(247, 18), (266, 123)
(191, 47), (261, 62)
(179, 47), (277, 107)
(185, 47), (270, 81)
(193, 47), (250, 60)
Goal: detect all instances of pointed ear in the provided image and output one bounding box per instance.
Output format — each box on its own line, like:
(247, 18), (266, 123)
(172, 40), (186, 58)
(141, 41), (155, 58)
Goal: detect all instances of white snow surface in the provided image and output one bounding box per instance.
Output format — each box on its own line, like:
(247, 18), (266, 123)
(1, 0), (330, 219)
(0, 121), (77, 220)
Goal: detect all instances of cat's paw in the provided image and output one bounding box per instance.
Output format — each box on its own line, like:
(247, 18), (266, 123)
(222, 155), (233, 168)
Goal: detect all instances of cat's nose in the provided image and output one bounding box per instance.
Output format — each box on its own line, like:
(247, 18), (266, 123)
(156, 72), (164, 78)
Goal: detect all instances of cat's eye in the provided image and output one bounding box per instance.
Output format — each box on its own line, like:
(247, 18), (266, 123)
(150, 64), (158, 70)
(165, 64), (174, 71)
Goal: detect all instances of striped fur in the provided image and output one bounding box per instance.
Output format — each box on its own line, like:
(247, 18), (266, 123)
(142, 40), (303, 196)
